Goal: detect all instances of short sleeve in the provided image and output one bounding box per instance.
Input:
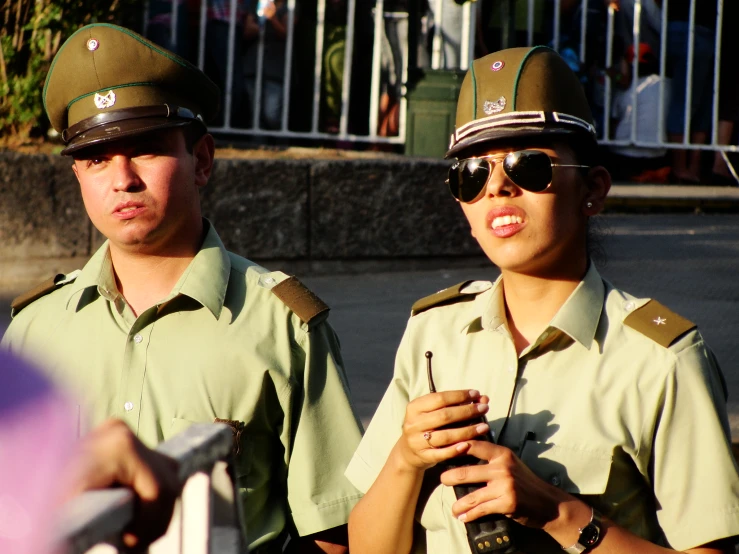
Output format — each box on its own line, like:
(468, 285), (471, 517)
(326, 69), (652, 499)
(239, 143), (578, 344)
(651, 336), (739, 550)
(345, 322), (413, 494)
(284, 320), (364, 536)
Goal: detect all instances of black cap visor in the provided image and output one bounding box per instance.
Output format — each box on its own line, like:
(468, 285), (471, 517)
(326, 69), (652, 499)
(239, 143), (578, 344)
(61, 105), (204, 156)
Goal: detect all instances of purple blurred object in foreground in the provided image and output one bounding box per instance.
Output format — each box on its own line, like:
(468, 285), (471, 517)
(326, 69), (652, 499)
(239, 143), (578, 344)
(0, 348), (74, 554)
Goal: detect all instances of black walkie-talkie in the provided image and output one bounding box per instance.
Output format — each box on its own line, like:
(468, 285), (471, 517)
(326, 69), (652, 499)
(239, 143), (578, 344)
(425, 351), (516, 554)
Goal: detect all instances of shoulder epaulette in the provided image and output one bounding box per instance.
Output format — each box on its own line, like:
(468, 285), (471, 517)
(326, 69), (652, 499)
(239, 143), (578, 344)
(623, 299), (696, 348)
(10, 271), (80, 316)
(271, 276), (330, 325)
(411, 280), (489, 316)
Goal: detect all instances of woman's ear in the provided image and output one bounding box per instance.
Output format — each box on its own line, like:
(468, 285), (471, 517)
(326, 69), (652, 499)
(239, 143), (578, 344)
(583, 166), (612, 216)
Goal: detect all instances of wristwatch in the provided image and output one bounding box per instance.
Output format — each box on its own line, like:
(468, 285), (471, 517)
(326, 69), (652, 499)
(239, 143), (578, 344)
(562, 507), (603, 554)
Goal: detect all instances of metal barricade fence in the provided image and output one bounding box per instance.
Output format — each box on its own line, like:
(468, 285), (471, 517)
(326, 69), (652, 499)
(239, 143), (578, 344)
(142, 0), (738, 168)
(55, 423), (246, 554)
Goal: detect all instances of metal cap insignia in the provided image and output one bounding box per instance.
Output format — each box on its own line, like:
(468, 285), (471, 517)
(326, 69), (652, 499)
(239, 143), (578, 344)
(94, 90), (116, 109)
(483, 96), (506, 115)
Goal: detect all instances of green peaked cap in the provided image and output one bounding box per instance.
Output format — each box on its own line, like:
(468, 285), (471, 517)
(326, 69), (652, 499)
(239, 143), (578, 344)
(446, 46), (596, 159)
(44, 23), (220, 155)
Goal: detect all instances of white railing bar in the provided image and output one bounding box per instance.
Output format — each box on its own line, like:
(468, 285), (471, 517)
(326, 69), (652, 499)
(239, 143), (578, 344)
(721, 151), (739, 182)
(369, 0), (386, 139)
(339, 0), (357, 136)
(252, 21), (267, 130)
(397, 12), (409, 143)
(527, 0), (535, 46)
(170, 0), (179, 50)
(221, 0), (239, 131)
(56, 423), (234, 554)
(197, 0), (207, 70)
(657, 0), (669, 148)
(432, 0), (443, 69)
(579, 0), (587, 62)
(312, 0), (327, 133)
(710, 0), (723, 146)
(463, 4), (472, 67)
(468, 4), (476, 70)
(281, 0), (297, 131)
(602, 4), (616, 140)
(553, 0), (561, 52)
(599, 139), (739, 152)
(629, 0), (642, 144)
(208, 126), (407, 143)
(683, 0), (697, 143)
(460, 2), (470, 70)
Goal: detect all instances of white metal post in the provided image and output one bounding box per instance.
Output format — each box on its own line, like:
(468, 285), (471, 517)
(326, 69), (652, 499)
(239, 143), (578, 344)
(369, 0), (386, 139)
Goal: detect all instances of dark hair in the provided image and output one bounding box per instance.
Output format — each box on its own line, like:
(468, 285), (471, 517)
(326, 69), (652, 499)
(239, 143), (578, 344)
(182, 122), (207, 153)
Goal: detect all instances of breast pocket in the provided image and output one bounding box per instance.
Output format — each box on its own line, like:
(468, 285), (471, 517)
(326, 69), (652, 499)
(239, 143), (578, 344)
(520, 441), (613, 495)
(164, 417), (253, 480)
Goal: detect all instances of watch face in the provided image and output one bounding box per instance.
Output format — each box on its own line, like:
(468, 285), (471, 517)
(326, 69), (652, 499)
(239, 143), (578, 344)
(580, 524), (601, 547)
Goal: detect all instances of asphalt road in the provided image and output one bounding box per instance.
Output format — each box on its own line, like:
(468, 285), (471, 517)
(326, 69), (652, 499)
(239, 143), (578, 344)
(2, 213), (738, 439)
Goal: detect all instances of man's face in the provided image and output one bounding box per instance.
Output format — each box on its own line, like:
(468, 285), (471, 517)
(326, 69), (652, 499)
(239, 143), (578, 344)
(457, 142), (592, 278)
(72, 128), (211, 255)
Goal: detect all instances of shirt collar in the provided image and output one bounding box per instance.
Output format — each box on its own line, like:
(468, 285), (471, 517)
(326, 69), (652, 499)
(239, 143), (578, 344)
(65, 221), (231, 319)
(170, 222), (231, 319)
(479, 263), (605, 350)
(549, 263), (605, 349)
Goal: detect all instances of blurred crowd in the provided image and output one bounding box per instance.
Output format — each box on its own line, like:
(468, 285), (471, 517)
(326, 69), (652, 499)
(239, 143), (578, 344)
(144, 0), (737, 184)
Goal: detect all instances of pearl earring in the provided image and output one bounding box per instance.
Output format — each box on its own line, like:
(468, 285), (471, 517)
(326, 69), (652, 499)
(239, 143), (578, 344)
(586, 202), (593, 209)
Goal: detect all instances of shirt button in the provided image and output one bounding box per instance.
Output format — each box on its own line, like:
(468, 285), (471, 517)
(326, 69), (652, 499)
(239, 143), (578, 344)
(507, 366), (515, 373)
(124, 401), (134, 412)
(264, 277), (276, 285)
(133, 334), (143, 344)
(624, 301), (635, 312)
(550, 475), (561, 487)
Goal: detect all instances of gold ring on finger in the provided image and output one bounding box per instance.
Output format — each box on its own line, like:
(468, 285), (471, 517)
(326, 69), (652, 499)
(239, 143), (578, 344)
(423, 431), (435, 448)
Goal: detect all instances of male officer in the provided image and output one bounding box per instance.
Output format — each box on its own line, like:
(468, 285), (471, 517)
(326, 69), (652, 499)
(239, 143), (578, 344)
(2, 23), (362, 553)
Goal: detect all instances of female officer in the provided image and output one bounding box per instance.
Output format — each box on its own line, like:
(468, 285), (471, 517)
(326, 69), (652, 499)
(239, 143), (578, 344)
(345, 47), (739, 554)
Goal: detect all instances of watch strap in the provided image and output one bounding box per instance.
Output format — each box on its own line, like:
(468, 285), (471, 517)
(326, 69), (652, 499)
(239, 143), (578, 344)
(562, 507), (602, 554)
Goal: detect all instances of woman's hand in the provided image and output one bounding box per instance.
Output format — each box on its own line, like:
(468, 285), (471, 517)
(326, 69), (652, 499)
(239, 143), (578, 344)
(396, 390), (491, 472)
(439, 441), (573, 530)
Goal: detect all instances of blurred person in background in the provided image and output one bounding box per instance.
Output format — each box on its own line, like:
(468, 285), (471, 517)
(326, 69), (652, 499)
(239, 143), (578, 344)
(710, 0), (739, 186)
(608, 43), (671, 183)
(666, 0), (717, 184)
(205, 0), (249, 127)
(243, 0), (293, 132)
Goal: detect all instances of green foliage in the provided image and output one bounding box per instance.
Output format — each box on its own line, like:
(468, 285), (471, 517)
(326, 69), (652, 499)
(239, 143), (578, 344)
(0, 0), (144, 146)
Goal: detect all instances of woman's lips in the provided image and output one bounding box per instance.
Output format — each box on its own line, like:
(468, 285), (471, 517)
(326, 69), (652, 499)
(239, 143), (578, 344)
(486, 207), (526, 238)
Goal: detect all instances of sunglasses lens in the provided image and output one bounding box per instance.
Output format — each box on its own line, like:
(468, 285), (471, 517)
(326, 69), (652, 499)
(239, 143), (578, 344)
(448, 158), (491, 202)
(504, 150), (553, 192)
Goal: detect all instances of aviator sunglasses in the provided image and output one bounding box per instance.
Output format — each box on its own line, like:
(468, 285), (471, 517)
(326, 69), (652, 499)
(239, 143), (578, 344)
(447, 149), (590, 203)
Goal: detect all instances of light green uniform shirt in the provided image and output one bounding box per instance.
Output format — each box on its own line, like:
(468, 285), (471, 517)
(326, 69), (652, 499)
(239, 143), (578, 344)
(2, 224), (364, 552)
(346, 264), (739, 553)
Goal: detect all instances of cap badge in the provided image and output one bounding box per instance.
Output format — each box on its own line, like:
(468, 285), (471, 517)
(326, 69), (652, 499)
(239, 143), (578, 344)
(86, 38), (99, 51)
(483, 96), (506, 115)
(491, 60), (505, 71)
(94, 90), (117, 109)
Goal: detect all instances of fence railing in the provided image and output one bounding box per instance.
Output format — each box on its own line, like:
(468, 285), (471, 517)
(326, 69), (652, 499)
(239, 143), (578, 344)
(54, 423), (246, 554)
(141, 0), (738, 162)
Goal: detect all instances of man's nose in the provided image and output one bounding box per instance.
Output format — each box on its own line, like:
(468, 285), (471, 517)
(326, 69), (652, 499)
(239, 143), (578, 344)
(111, 156), (143, 192)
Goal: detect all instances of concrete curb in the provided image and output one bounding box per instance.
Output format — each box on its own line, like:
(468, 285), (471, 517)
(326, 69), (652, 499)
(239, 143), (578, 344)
(608, 184), (739, 212)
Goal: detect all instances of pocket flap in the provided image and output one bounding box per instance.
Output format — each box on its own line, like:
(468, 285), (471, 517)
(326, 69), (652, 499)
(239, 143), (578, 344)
(521, 442), (612, 495)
